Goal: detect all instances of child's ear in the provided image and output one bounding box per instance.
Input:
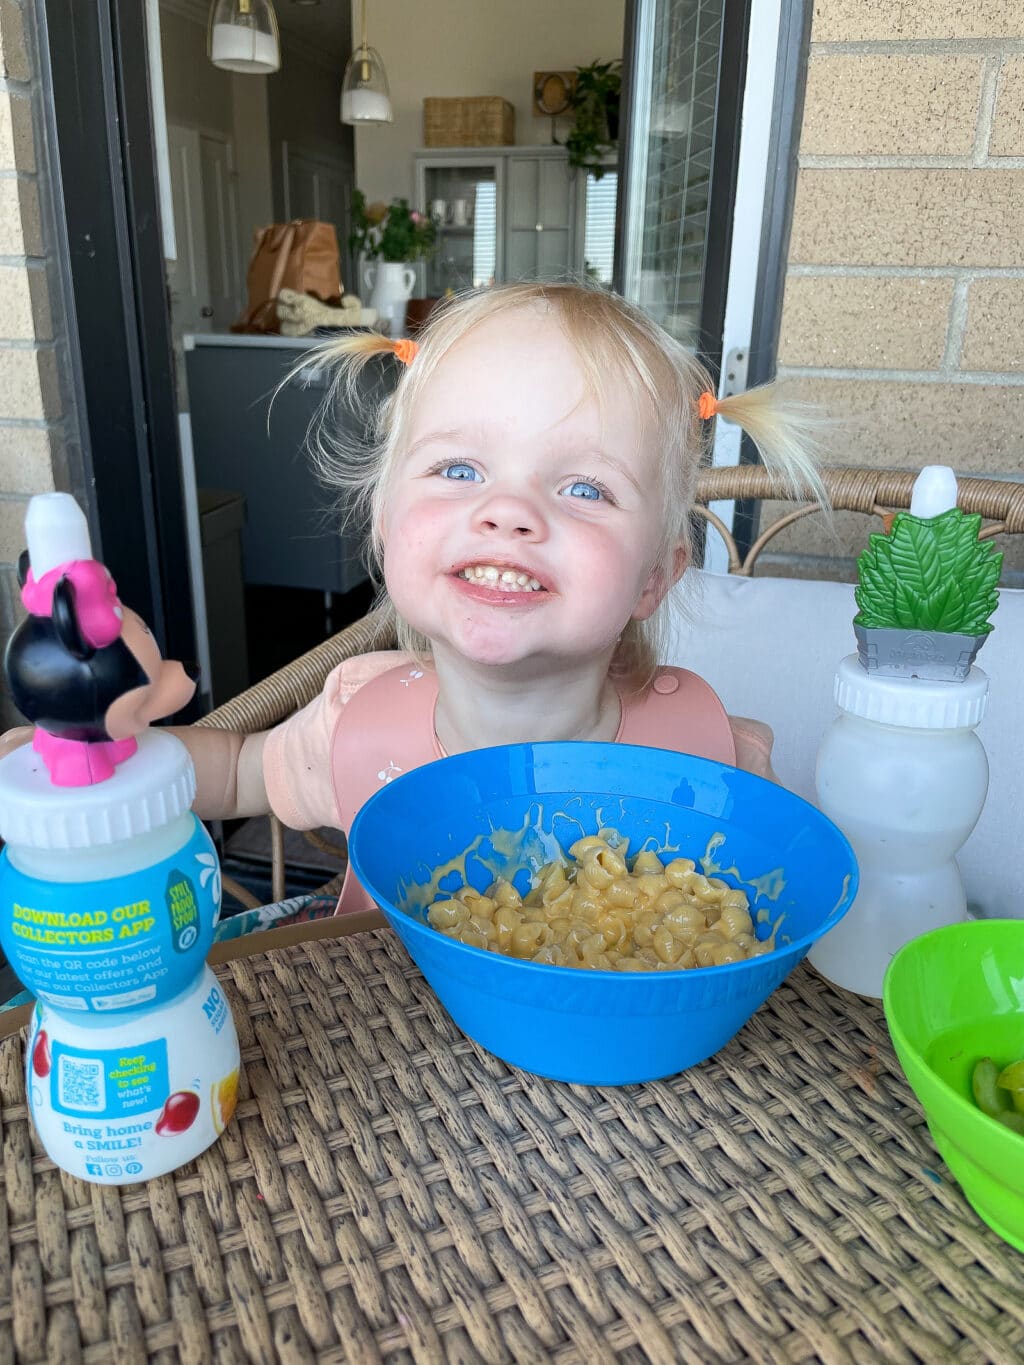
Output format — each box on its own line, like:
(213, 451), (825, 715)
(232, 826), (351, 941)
(668, 543), (688, 583)
(632, 543), (688, 622)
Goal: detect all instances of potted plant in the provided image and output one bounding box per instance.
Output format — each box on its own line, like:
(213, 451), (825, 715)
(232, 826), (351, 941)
(348, 192), (437, 335)
(854, 506), (1003, 679)
(565, 59), (621, 179)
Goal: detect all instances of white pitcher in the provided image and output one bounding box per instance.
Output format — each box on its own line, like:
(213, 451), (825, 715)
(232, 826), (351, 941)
(361, 260), (416, 337)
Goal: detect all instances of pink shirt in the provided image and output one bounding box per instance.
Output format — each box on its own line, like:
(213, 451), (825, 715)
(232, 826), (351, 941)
(264, 651), (777, 834)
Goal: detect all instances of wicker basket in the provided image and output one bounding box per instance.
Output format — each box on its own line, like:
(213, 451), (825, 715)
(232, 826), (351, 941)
(423, 96), (515, 147)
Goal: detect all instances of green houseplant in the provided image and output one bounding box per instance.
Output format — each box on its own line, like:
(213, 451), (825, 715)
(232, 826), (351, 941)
(565, 59), (621, 179)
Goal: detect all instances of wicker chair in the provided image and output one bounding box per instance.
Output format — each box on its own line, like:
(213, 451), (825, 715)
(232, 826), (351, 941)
(199, 466), (1024, 907)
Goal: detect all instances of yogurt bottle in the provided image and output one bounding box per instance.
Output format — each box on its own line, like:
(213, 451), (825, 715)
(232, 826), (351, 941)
(25, 966), (239, 1184)
(0, 731), (220, 1013)
(0, 492), (240, 1183)
(809, 658), (989, 998)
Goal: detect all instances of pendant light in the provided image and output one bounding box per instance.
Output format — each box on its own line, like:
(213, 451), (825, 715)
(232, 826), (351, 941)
(340, 0), (393, 124)
(208, 0), (281, 75)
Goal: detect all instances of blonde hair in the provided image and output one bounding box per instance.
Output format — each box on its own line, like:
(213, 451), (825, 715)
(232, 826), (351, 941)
(306, 282), (827, 685)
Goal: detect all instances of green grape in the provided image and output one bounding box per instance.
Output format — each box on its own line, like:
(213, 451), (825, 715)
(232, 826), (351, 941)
(972, 1058), (1003, 1117)
(971, 1056), (1024, 1134)
(997, 1059), (1024, 1115)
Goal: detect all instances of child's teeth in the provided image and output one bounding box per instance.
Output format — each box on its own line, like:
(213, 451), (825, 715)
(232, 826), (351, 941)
(459, 566), (543, 591)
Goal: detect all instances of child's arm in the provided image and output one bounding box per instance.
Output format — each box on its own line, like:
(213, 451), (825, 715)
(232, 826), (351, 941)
(165, 726), (271, 820)
(728, 715), (779, 784)
(0, 723), (270, 819)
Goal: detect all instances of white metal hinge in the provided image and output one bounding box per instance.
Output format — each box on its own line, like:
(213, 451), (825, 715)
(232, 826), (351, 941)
(722, 346), (749, 398)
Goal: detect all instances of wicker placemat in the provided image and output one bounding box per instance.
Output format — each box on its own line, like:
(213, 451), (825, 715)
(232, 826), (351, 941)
(2, 928), (1022, 1363)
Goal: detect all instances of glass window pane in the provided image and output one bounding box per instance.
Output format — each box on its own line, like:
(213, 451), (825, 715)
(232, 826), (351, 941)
(626, 0), (725, 347)
(472, 181), (497, 287)
(583, 172), (617, 285)
(423, 163), (498, 295)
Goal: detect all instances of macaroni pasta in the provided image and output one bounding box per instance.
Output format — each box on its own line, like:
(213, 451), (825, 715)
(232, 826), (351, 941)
(427, 831), (775, 971)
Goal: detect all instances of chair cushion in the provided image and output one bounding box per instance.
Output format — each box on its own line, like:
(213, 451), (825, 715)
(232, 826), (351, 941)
(665, 570), (1023, 920)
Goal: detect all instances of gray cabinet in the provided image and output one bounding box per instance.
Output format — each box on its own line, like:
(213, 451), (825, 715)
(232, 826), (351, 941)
(184, 336), (388, 596)
(505, 152), (577, 282)
(413, 147), (583, 292)
(414, 154), (506, 295)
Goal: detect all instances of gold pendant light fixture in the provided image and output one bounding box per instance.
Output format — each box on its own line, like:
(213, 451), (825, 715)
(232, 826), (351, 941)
(340, 0), (393, 124)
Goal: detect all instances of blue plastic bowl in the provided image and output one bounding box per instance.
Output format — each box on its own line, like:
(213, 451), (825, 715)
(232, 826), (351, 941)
(349, 742), (858, 1084)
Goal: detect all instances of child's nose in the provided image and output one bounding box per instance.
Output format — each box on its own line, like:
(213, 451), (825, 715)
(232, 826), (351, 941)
(475, 491), (545, 539)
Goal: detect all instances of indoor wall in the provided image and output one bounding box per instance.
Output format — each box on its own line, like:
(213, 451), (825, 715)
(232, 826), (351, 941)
(351, 0), (626, 204)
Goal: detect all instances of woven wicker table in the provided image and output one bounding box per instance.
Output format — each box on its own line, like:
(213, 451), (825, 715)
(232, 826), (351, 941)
(2, 921), (1022, 1363)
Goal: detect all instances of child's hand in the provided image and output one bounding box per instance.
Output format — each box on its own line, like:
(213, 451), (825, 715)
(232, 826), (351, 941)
(0, 725), (33, 761)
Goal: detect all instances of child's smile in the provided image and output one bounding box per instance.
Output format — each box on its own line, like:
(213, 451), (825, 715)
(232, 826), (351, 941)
(382, 309), (672, 672)
(453, 560), (547, 598)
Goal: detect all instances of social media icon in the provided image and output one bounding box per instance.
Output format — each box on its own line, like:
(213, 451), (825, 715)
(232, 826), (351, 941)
(125, 1162), (143, 1176)
(86, 1161), (102, 1177)
(104, 1163), (122, 1177)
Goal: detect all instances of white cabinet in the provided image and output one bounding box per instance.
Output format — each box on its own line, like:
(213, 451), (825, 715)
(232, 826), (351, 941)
(413, 147), (597, 295)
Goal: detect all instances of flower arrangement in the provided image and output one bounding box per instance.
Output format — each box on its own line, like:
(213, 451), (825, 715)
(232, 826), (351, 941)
(348, 191), (437, 263)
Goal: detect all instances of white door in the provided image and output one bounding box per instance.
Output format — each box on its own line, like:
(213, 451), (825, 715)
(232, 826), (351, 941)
(166, 124), (244, 409)
(166, 124), (210, 342)
(199, 133), (244, 331)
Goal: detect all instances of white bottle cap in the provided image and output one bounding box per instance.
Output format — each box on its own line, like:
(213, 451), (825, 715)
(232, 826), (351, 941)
(909, 465), (958, 519)
(834, 654), (988, 729)
(25, 492), (93, 577)
(0, 730), (195, 850)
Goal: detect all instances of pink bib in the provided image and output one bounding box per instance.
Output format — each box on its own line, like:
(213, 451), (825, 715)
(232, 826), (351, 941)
(330, 662), (736, 914)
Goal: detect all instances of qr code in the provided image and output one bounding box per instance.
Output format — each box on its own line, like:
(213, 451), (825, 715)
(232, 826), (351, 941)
(58, 1055), (105, 1112)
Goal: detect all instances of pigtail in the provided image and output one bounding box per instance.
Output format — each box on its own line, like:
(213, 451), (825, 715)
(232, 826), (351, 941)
(301, 331), (415, 415)
(712, 384), (830, 510)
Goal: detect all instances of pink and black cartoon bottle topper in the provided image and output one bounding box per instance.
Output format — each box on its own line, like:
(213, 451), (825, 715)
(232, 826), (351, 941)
(5, 493), (195, 787)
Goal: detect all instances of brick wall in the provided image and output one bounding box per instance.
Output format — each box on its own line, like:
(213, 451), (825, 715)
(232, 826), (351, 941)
(0, 1), (71, 728)
(769, 0), (1024, 582)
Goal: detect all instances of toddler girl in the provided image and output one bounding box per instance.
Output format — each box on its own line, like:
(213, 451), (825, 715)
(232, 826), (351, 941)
(178, 282), (825, 914)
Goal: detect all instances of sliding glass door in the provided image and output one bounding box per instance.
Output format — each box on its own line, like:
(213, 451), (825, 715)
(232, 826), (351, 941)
(618, 0), (752, 374)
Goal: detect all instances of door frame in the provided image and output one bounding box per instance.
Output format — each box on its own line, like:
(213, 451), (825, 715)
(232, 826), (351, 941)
(36, 0), (198, 681)
(707, 0), (814, 563)
(616, 0), (753, 381)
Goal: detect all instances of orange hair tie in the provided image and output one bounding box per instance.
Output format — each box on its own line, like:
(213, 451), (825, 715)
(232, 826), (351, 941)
(697, 390), (720, 421)
(392, 338), (419, 367)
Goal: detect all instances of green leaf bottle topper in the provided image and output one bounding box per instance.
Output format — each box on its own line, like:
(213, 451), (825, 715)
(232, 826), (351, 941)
(855, 466), (1002, 637)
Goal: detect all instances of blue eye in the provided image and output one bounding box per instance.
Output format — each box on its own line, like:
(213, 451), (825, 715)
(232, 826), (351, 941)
(563, 480), (603, 501)
(439, 462), (482, 482)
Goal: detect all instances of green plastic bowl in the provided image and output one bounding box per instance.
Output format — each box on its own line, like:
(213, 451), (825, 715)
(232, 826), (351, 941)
(883, 921), (1024, 1252)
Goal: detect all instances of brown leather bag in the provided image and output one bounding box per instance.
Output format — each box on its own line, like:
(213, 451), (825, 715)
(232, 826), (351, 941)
(232, 220), (343, 334)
